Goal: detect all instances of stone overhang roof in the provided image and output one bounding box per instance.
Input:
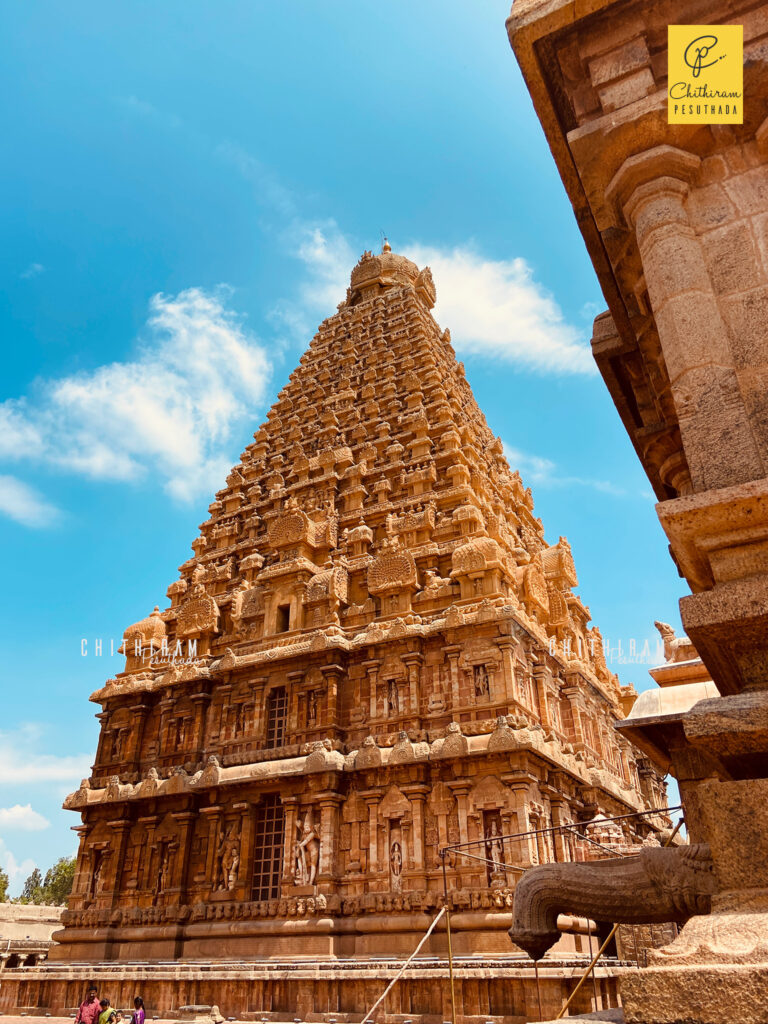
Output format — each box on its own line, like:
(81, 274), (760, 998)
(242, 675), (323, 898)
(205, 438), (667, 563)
(65, 715), (644, 815)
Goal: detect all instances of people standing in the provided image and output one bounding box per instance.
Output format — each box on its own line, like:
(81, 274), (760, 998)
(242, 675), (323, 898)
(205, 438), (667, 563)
(131, 996), (146, 1024)
(98, 998), (120, 1024)
(75, 986), (100, 1024)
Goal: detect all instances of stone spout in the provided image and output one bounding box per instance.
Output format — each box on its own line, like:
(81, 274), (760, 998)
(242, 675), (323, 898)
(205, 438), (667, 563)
(509, 844), (715, 960)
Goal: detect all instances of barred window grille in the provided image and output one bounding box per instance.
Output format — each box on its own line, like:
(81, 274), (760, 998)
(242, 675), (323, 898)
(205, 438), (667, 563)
(252, 794), (284, 900)
(265, 686), (288, 749)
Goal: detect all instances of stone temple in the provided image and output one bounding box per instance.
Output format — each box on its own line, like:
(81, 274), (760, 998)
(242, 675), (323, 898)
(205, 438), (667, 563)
(4, 246), (670, 1020)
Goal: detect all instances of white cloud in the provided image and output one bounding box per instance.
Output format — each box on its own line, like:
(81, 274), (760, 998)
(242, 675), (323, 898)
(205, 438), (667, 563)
(281, 223), (594, 376)
(404, 244), (595, 375)
(0, 287), (272, 506)
(0, 475), (60, 527)
(270, 221), (354, 339)
(0, 726), (92, 786)
(216, 140), (298, 219)
(0, 805), (50, 831)
(503, 443), (627, 496)
(0, 837), (37, 894)
(20, 262), (45, 279)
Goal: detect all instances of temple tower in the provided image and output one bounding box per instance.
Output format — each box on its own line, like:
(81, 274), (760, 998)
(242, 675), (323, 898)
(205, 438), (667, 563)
(33, 245), (667, 1016)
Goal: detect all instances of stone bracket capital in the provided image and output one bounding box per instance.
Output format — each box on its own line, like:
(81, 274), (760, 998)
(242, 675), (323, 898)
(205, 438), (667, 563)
(605, 145), (701, 228)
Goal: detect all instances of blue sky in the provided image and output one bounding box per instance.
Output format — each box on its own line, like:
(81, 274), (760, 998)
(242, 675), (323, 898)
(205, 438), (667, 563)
(0, 1), (684, 893)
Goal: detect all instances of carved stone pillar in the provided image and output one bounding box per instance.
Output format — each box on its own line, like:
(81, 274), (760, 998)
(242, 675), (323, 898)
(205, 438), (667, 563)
(532, 662), (552, 728)
(199, 805), (223, 890)
(445, 645), (462, 711)
(365, 796), (379, 876)
(507, 781), (536, 866)
(448, 780), (472, 847)
(317, 793), (343, 887)
(282, 796), (299, 886)
(170, 810), (196, 904)
(71, 824), (92, 900)
(363, 660), (381, 721)
(252, 676), (268, 738)
(125, 703), (149, 769)
(401, 653), (423, 717)
(562, 685), (586, 747)
(138, 814), (159, 892)
(190, 692), (210, 758)
(497, 638), (518, 706)
(402, 785), (428, 881)
(607, 146), (764, 493)
(287, 671), (304, 734)
(158, 693), (176, 752)
(94, 711), (109, 768)
(106, 819), (132, 908)
(321, 663), (344, 733)
(232, 800), (250, 894)
(549, 798), (569, 863)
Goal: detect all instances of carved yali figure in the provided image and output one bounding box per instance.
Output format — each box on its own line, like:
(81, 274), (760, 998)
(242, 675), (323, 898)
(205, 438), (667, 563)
(509, 843), (715, 960)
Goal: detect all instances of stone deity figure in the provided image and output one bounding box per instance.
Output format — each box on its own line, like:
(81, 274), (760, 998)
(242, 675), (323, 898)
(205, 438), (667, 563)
(387, 679), (400, 716)
(91, 854), (104, 897)
(152, 843), (172, 904)
(474, 665), (491, 699)
(294, 817), (320, 886)
(390, 840), (403, 892)
(485, 819), (505, 876)
(215, 825), (241, 891)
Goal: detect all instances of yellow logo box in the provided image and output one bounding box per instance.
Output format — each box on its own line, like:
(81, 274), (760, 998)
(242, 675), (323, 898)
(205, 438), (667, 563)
(668, 24), (743, 124)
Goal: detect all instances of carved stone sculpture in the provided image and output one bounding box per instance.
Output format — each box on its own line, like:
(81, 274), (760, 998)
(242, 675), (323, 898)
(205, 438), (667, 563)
(509, 843), (716, 960)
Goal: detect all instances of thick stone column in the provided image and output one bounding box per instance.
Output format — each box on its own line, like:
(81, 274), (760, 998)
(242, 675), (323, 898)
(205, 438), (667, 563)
(317, 792), (343, 889)
(606, 145), (764, 494)
(445, 645), (462, 710)
(106, 819), (132, 908)
(497, 637), (518, 706)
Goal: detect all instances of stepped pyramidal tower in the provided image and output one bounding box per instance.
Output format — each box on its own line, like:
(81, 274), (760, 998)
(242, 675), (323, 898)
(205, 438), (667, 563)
(42, 245), (669, 1020)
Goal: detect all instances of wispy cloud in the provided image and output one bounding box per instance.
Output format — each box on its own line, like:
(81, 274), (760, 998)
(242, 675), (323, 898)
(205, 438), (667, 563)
(0, 804), (50, 831)
(116, 96), (591, 377)
(270, 221), (355, 339)
(0, 475), (60, 527)
(275, 221), (594, 376)
(503, 443), (627, 496)
(405, 244), (595, 375)
(0, 726), (92, 786)
(0, 288), (272, 507)
(20, 262), (45, 279)
(216, 140), (298, 219)
(0, 837), (37, 894)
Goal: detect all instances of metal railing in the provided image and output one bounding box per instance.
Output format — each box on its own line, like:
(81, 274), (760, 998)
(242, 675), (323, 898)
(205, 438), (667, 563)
(437, 804), (684, 1020)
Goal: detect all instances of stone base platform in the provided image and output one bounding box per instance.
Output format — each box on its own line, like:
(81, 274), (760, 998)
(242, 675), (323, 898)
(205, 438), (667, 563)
(0, 956), (625, 1023)
(534, 1012), (624, 1024)
(620, 963), (768, 1024)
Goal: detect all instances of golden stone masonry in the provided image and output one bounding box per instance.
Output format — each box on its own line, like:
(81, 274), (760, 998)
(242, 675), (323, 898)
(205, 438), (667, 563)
(508, 0), (768, 1021)
(0, 246), (670, 1021)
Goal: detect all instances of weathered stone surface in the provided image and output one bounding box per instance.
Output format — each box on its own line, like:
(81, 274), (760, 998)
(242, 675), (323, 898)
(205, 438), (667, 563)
(0, 245), (666, 1020)
(508, 1), (768, 1021)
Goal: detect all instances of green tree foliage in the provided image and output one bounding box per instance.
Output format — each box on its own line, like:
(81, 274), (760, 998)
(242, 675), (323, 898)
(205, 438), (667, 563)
(15, 856), (76, 905)
(18, 867), (43, 904)
(41, 856), (76, 905)
(0, 867), (9, 903)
